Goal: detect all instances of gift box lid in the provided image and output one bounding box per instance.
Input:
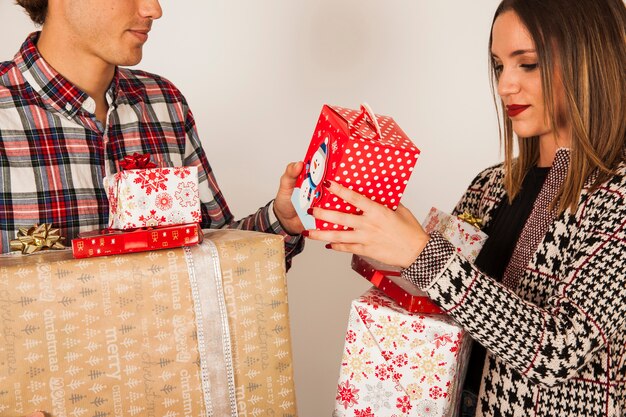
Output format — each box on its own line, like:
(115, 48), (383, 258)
(351, 254), (443, 314)
(326, 104), (417, 149)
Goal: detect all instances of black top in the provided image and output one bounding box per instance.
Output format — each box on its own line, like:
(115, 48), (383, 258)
(463, 166), (550, 394)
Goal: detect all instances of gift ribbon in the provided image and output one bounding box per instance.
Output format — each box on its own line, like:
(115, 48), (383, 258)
(350, 103), (383, 140)
(184, 241), (239, 417)
(119, 152), (157, 170)
(10, 224), (66, 254)
(458, 212), (483, 230)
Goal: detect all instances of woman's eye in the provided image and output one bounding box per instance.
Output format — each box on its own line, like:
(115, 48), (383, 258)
(521, 63), (539, 71)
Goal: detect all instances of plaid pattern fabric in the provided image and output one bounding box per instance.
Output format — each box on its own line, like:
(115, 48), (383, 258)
(413, 149), (626, 416)
(0, 33), (303, 264)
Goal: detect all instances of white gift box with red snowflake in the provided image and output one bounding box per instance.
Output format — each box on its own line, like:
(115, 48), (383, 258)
(105, 166), (202, 230)
(422, 207), (487, 263)
(333, 288), (471, 417)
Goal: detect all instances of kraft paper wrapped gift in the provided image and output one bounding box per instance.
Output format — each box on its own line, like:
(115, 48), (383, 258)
(0, 229), (296, 417)
(333, 288), (470, 417)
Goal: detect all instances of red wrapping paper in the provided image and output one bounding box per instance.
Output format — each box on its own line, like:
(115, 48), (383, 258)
(71, 223), (202, 258)
(351, 254), (443, 314)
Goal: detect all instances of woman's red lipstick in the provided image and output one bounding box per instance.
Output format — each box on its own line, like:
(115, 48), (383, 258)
(506, 104), (530, 117)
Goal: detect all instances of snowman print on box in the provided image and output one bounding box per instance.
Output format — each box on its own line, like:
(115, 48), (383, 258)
(291, 137), (329, 229)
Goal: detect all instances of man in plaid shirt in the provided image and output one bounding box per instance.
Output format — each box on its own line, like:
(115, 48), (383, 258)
(0, 0), (305, 264)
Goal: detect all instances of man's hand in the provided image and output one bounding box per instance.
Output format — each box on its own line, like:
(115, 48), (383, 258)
(273, 161), (305, 235)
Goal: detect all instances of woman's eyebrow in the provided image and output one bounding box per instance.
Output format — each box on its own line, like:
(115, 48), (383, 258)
(491, 49), (537, 59)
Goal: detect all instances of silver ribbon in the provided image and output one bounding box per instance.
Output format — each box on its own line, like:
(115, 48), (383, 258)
(184, 241), (239, 417)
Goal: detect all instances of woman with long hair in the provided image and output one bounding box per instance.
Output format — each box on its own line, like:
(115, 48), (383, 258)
(305, 0), (626, 415)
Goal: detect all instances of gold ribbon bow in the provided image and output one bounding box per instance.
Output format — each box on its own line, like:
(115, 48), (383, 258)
(10, 224), (66, 254)
(458, 212), (483, 230)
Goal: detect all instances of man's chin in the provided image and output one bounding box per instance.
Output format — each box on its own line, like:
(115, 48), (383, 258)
(115, 50), (144, 67)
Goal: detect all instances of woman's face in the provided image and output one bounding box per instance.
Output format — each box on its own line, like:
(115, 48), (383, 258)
(491, 11), (568, 144)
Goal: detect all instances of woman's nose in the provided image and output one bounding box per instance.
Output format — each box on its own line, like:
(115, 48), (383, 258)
(497, 67), (521, 97)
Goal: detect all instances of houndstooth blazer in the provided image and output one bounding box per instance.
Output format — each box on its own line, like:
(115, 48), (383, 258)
(416, 151), (626, 416)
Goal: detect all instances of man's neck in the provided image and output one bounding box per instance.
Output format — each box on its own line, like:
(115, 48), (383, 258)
(36, 26), (115, 107)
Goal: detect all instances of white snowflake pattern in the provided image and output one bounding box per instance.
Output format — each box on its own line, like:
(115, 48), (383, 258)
(362, 381), (393, 411)
(168, 210), (187, 225)
(133, 168), (170, 195)
(415, 399), (439, 417)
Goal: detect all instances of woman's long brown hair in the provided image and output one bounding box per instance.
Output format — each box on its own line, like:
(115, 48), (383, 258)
(490, 0), (626, 213)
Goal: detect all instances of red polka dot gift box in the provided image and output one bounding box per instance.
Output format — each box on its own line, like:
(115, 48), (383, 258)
(292, 103), (420, 230)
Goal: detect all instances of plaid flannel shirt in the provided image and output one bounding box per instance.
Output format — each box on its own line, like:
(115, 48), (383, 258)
(0, 33), (303, 265)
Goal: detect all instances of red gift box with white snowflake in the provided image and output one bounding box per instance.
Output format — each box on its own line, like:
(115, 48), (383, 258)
(333, 287), (471, 417)
(104, 153), (202, 230)
(292, 103), (420, 230)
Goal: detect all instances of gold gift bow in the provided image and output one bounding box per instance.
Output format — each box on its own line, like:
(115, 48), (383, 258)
(10, 224), (66, 254)
(458, 212), (483, 230)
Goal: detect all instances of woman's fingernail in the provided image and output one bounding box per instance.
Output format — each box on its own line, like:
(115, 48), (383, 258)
(325, 243), (332, 249)
(323, 180), (331, 188)
(301, 230), (309, 237)
(306, 208), (313, 215)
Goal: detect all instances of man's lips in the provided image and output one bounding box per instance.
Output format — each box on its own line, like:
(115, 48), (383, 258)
(506, 104), (530, 117)
(128, 29), (150, 43)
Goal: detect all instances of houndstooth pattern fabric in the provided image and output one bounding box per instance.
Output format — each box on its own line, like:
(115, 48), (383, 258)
(401, 231), (456, 288)
(420, 151), (626, 417)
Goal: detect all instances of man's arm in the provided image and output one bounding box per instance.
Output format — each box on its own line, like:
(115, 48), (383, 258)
(181, 105), (305, 267)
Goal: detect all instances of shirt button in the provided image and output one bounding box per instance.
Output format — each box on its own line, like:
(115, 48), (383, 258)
(82, 98), (96, 114)
(65, 103), (72, 112)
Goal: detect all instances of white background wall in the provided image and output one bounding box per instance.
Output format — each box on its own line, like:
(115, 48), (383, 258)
(0, 1), (502, 415)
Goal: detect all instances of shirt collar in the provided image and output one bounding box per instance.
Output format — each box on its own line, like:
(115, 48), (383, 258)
(15, 32), (120, 119)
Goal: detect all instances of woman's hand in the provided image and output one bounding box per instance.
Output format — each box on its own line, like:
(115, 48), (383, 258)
(304, 181), (429, 268)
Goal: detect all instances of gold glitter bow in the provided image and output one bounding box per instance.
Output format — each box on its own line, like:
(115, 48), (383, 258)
(10, 224), (66, 254)
(458, 212), (483, 230)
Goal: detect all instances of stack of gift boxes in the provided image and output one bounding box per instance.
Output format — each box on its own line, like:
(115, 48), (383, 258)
(332, 206), (487, 417)
(72, 152), (204, 258)
(1, 153), (297, 415)
(2, 102), (487, 416)
(289, 103), (486, 416)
